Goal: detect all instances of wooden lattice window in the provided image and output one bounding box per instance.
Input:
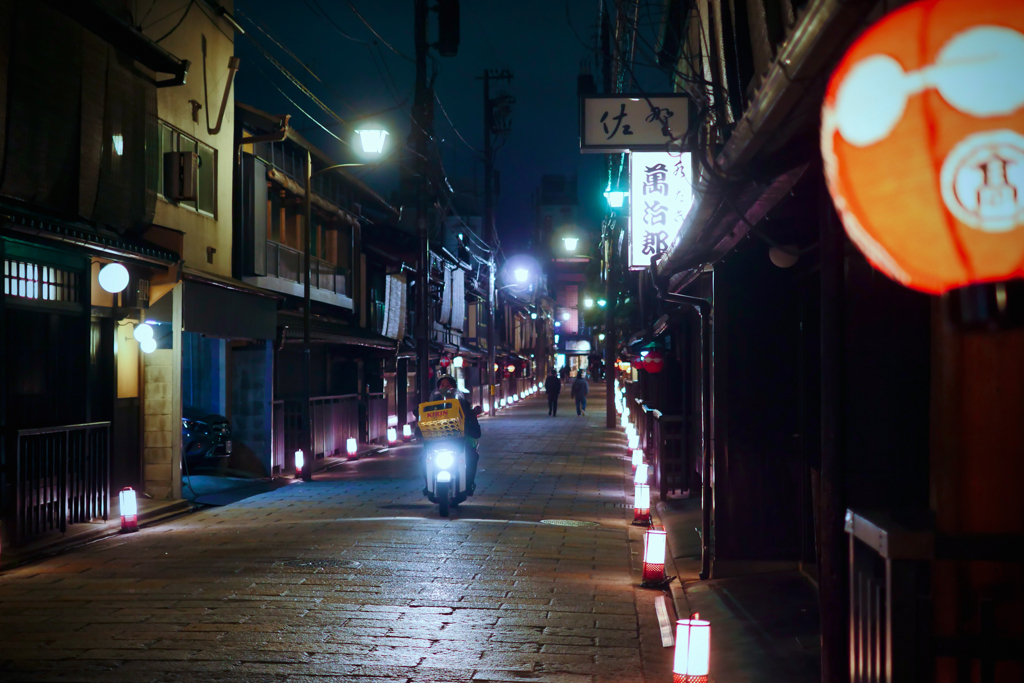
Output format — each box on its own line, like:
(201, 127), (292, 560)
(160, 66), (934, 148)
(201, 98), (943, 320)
(3, 259), (80, 303)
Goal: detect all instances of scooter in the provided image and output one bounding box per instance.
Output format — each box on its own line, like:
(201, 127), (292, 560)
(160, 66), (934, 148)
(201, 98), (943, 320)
(418, 398), (482, 517)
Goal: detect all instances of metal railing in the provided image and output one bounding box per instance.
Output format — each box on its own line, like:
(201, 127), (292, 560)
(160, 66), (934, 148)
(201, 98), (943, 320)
(265, 241), (349, 297)
(845, 510), (1024, 682)
(14, 422), (110, 544)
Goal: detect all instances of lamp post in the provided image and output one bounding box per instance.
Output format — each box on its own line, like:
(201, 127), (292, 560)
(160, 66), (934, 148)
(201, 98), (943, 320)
(300, 135), (387, 482)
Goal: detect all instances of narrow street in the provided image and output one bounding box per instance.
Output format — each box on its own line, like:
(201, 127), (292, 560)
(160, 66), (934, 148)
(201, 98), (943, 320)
(0, 387), (671, 683)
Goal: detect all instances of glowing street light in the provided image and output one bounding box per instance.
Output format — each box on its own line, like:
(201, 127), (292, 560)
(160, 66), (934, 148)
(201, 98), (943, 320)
(562, 236), (579, 251)
(597, 299), (607, 307)
(513, 267), (530, 284)
(603, 190), (627, 208)
(562, 311), (571, 321)
(584, 298), (594, 309)
(355, 128), (389, 154)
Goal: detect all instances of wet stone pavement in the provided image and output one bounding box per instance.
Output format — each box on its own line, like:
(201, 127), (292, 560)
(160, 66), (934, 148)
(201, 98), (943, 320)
(0, 387), (673, 683)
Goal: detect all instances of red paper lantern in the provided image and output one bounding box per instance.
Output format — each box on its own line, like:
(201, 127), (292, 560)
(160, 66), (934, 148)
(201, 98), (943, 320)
(439, 356), (451, 369)
(644, 350), (664, 374)
(633, 355), (646, 371)
(822, 0), (1024, 294)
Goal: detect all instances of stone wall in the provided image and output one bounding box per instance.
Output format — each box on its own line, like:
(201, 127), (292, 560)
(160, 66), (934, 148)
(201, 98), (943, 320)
(143, 349), (175, 499)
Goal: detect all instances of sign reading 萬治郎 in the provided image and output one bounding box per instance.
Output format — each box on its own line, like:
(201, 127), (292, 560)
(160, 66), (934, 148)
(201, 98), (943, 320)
(581, 95), (689, 153)
(628, 152), (694, 271)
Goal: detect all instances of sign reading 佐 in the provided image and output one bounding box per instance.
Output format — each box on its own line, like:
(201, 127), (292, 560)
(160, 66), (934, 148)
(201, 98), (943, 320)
(628, 151), (694, 270)
(581, 94), (689, 153)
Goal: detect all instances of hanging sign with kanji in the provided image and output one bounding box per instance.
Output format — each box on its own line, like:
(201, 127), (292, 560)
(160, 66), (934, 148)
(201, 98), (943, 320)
(628, 151), (694, 270)
(581, 94), (689, 153)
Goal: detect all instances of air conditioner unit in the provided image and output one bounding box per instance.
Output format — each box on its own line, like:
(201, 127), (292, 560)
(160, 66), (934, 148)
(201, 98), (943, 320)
(163, 151), (198, 201)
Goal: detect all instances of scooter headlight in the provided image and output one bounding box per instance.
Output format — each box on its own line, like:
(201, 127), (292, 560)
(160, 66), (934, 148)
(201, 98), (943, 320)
(434, 450), (455, 470)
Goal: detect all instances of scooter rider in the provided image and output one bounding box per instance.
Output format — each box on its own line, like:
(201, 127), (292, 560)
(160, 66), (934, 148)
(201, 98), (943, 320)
(429, 374), (482, 495)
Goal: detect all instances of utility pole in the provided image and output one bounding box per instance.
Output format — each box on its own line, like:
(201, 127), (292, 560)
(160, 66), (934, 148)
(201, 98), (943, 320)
(480, 68), (513, 416)
(605, 216), (617, 428)
(414, 0), (432, 405)
(301, 151), (313, 480)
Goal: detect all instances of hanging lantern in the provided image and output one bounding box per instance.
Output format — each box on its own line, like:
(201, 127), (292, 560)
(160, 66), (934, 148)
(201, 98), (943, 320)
(634, 355), (646, 372)
(642, 527), (667, 584)
(403, 424), (413, 441)
(439, 356), (452, 369)
(119, 487), (138, 533)
(294, 449), (305, 472)
(633, 483), (651, 524)
(822, 0), (1024, 294)
(387, 427), (398, 444)
(346, 437), (358, 459)
(634, 461), (649, 484)
(673, 617), (711, 683)
(644, 350), (665, 373)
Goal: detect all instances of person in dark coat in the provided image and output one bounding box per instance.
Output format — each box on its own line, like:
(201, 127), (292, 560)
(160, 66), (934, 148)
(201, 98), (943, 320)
(544, 371), (562, 416)
(571, 372), (589, 416)
(429, 375), (482, 494)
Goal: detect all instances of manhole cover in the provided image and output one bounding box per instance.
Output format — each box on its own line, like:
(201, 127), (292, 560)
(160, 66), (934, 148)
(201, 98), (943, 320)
(540, 519), (601, 528)
(278, 559), (361, 570)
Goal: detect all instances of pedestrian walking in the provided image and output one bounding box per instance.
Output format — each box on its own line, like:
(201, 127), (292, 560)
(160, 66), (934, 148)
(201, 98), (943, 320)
(571, 371), (589, 416)
(544, 371), (562, 416)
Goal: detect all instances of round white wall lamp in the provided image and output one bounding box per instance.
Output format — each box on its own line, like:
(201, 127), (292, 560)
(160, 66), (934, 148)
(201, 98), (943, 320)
(98, 263), (130, 293)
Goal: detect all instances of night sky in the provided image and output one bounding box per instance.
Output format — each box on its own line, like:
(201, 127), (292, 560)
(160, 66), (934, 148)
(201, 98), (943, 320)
(233, 0), (655, 254)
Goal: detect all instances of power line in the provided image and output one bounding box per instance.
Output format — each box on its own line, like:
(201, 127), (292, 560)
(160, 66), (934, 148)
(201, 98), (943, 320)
(343, 0), (416, 63)
(153, 0), (194, 43)
(434, 92), (483, 155)
(242, 29), (350, 128)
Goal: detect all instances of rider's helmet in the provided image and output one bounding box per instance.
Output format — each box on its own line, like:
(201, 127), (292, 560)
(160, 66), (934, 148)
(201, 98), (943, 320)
(436, 374), (457, 398)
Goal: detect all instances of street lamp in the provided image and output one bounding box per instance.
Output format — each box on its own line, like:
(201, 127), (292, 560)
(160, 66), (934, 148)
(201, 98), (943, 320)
(355, 128), (389, 154)
(603, 190), (627, 208)
(597, 299), (607, 307)
(299, 138), (389, 482)
(584, 297), (594, 309)
(513, 267), (530, 284)
(562, 236), (579, 252)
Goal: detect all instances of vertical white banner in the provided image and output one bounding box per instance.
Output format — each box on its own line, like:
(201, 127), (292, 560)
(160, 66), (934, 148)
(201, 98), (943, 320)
(628, 151), (693, 270)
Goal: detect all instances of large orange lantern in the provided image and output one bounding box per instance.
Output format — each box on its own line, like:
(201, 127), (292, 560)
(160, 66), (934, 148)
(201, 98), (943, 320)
(822, 1), (1024, 294)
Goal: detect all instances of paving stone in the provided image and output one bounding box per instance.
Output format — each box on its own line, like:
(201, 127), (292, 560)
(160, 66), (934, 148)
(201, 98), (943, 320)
(0, 389), (658, 683)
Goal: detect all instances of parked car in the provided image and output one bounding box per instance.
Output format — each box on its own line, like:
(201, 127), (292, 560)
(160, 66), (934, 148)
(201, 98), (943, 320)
(182, 407), (232, 467)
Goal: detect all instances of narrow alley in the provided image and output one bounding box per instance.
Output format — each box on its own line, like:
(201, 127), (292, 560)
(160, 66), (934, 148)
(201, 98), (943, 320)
(0, 388), (684, 683)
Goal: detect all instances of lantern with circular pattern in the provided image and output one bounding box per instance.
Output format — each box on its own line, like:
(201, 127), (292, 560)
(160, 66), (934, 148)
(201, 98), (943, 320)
(821, 0), (1024, 294)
